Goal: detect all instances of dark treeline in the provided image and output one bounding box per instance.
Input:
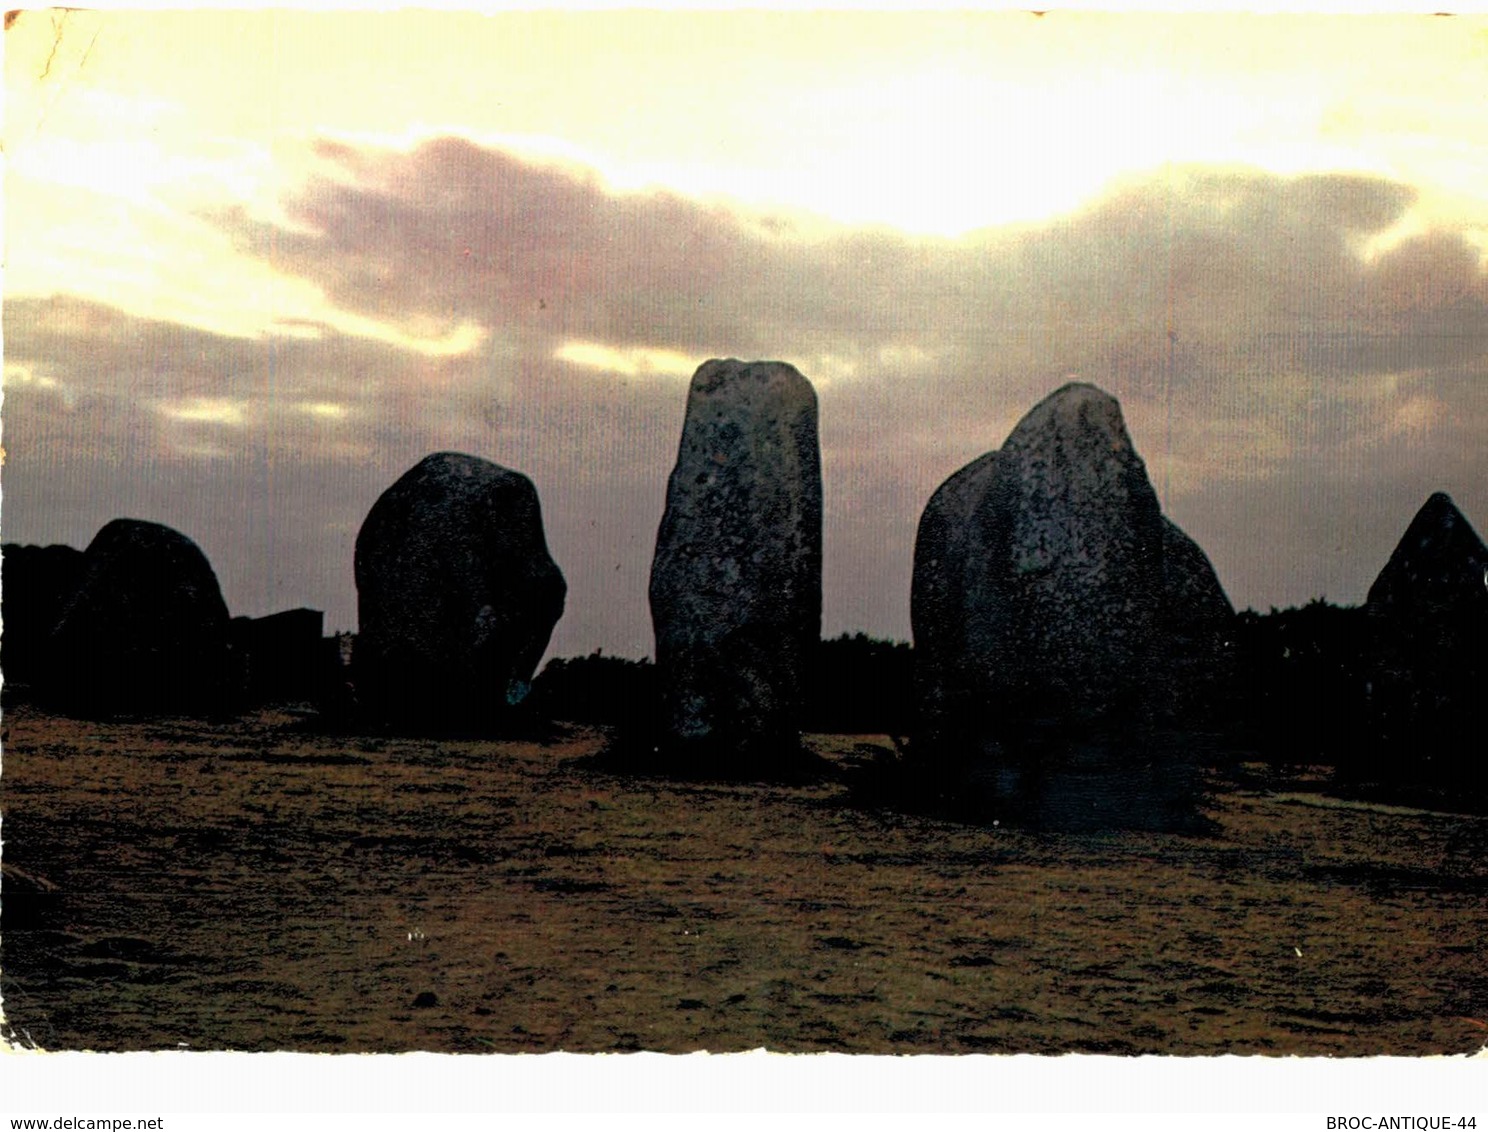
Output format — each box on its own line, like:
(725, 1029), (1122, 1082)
(804, 634), (913, 736)
(525, 603), (1488, 810)
(527, 652), (656, 731)
(1230, 598), (1488, 804)
(526, 633), (914, 740)
(1230, 599), (1371, 765)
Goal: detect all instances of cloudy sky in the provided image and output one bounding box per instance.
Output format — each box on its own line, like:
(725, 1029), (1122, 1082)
(5, 7), (1487, 659)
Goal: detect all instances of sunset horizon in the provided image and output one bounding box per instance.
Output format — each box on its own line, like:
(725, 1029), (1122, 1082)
(6, 8), (1486, 659)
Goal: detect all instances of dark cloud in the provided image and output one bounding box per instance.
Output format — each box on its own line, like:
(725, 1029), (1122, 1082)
(217, 137), (759, 354)
(222, 142), (1488, 421)
(7, 140), (1486, 657)
(2, 294), (686, 653)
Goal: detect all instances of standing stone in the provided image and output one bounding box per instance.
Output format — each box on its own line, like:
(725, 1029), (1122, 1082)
(1365, 492), (1488, 619)
(1, 543), (85, 687)
(1156, 516), (1238, 722)
(1357, 492), (1488, 792)
(44, 519), (230, 716)
(910, 383), (1233, 827)
(354, 452), (566, 731)
(963, 382), (1170, 731)
(910, 450), (999, 778)
(649, 359), (822, 774)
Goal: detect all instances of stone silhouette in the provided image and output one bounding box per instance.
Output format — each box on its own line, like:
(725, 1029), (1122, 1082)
(1157, 516), (1238, 721)
(910, 383), (1233, 827)
(1, 542), (85, 686)
(910, 450), (999, 772)
(1365, 492), (1488, 619)
(228, 607), (330, 706)
(354, 452), (566, 731)
(1356, 492), (1488, 793)
(43, 519), (231, 716)
(649, 359), (822, 774)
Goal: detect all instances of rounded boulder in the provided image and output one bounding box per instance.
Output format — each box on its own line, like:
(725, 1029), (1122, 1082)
(354, 452), (566, 731)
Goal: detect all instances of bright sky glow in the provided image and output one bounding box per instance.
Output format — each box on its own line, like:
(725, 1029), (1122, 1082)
(5, 6), (1487, 647)
(554, 341), (697, 380)
(156, 397), (249, 427)
(8, 9), (1488, 342)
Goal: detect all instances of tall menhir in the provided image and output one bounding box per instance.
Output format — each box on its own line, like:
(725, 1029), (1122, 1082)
(649, 359), (822, 775)
(911, 383), (1234, 829)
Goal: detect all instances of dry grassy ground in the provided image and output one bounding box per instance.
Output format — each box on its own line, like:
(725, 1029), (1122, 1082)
(2, 702), (1486, 1054)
